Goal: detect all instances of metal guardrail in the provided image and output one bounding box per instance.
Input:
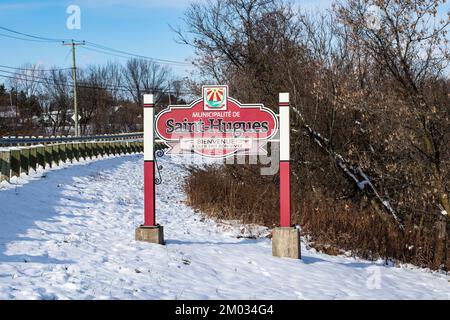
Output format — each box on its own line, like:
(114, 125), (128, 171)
(0, 139), (144, 183)
(0, 132), (144, 146)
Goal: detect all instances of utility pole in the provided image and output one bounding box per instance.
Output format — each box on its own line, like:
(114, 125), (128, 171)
(63, 40), (85, 136)
(9, 87), (17, 132)
(168, 81), (172, 105)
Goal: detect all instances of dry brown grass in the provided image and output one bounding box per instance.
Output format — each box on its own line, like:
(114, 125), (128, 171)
(184, 164), (449, 271)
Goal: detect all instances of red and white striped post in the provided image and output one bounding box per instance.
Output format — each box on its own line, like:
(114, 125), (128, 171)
(272, 92), (300, 259)
(143, 94), (155, 227)
(135, 94), (164, 244)
(279, 93), (290, 227)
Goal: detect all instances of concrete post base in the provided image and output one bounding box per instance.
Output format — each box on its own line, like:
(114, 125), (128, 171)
(272, 227), (301, 259)
(135, 225), (165, 245)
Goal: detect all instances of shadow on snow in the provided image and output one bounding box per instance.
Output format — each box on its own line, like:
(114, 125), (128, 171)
(0, 156), (136, 265)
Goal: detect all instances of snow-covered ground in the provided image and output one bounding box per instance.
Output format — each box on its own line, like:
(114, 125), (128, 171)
(0, 154), (448, 299)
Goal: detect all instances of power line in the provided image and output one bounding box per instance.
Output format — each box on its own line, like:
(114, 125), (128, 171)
(0, 32), (55, 43)
(0, 64), (71, 72)
(84, 42), (192, 66)
(0, 72), (64, 86)
(0, 26), (193, 67)
(80, 46), (194, 69)
(80, 46), (136, 61)
(0, 67), (137, 93)
(0, 68), (47, 81)
(0, 71), (196, 95)
(0, 26), (68, 42)
(0, 68), (167, 93)
(0, 68), (121, 90)
(0, 69), (125, 92)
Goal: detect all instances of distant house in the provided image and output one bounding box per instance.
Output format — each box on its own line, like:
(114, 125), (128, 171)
(41, 110), (63, 123)
(0, 106), (19, 131)
(0, 105), (18, 118)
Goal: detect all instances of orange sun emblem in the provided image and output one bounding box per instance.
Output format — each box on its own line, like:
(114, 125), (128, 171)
(206, 88), (225, 108)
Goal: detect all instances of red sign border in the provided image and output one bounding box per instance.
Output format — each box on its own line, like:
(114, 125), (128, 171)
(154, 86), (279, 159)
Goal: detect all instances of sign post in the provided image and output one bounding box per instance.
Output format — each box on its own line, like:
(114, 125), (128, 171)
(136, 86), (300, 259)
(271, 93), (301, 259)
(279, 93), (290, 228)
(135, 94), (164, 244)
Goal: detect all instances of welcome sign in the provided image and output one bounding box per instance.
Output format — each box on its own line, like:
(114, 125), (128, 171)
(139, 88), (294, 259)
(155, 85), (278, 158)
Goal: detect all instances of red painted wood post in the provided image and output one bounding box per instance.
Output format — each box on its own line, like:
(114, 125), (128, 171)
(143, 94), (156, 226)
(279, 93), (290, 227)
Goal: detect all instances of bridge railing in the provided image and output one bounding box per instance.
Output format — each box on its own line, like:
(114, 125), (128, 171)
(0, 133), (144, 183)
(0, 132), (143, 146)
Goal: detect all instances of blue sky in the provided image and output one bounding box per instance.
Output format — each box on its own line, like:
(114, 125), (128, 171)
(0, 0), (334, 77)
(1, 0), (448, 74)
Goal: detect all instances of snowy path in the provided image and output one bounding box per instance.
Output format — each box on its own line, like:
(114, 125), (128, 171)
(0, 154), (448, 299)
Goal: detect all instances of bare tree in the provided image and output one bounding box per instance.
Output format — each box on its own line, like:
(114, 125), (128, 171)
(77, 65), (116, 134)
(336, 0), (450, 215)
(41, 69), (72, 135)
(122, 58), (171, 105)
